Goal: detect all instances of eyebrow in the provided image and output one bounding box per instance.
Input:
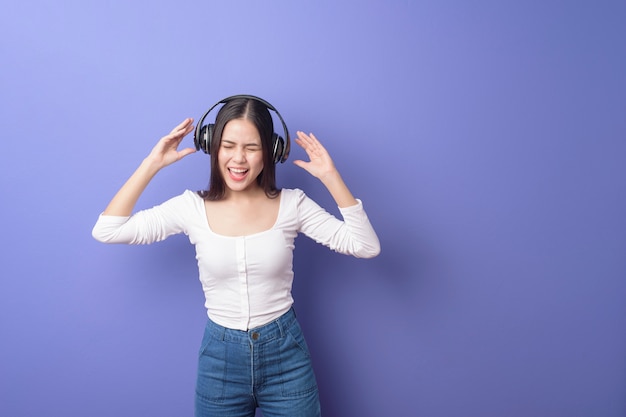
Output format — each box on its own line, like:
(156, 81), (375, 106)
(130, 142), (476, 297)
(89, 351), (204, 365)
(221, 139), (261, 147)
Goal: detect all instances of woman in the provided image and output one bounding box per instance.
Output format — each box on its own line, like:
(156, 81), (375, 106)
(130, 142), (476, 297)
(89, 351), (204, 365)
(92, 96), (380, 417)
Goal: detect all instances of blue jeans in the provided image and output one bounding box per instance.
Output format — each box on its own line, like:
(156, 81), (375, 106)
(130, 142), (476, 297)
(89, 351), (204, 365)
(195, 308), (321, 417)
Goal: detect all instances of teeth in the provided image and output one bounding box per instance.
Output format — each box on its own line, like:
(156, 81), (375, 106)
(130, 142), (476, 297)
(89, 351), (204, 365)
(230, 168), (248, 174)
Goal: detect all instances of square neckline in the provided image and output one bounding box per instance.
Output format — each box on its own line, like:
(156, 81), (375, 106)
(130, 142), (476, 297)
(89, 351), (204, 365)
(199, 190), (285, 239)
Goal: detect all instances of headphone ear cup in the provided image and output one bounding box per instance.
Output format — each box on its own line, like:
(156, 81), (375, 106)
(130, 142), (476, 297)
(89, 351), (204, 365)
(281, 134), (290, 163)
(197, 124), (215, 154)
(272, 134), (284, 164)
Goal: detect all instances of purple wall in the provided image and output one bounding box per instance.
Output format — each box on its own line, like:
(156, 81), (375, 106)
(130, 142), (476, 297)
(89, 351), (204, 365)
(2, 1), (625, 416)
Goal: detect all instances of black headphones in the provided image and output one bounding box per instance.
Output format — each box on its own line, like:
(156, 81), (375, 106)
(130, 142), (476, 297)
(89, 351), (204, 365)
(194, 95), (290, 164)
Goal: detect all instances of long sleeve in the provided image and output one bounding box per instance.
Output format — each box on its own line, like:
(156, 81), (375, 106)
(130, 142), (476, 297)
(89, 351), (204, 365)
(294, 189), (381, 258)
(91, 191), (193, 244)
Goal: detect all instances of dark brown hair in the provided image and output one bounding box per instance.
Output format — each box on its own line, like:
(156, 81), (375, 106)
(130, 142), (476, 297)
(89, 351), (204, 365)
(198, 97), (279, 200)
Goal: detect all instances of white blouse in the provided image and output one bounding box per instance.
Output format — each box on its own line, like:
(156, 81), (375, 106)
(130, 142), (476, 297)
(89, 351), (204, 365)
(92, 188), (380, 330)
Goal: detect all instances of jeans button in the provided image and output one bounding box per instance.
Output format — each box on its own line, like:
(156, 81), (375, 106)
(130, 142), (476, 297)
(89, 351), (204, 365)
(252, 332), (260, 341)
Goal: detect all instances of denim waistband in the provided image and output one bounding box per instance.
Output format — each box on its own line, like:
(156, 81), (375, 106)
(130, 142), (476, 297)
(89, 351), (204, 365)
(205, 307), (297, 345)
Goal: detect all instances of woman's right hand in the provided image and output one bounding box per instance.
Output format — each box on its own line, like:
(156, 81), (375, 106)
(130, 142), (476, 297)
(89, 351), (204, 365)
(146, 118), (197, 169)
(101, 118), (197, 216)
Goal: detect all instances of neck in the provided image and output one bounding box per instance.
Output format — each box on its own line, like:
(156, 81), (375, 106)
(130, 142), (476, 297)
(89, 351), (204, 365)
(223, 185), (266, 203)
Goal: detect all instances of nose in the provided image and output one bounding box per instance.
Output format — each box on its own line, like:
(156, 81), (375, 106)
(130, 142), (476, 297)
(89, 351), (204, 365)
(232, 146), (246, 162)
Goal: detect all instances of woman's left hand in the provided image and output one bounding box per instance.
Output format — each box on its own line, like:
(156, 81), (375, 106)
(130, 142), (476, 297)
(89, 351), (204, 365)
(293, 131), (338, 180)
(293, 131), (358, 208)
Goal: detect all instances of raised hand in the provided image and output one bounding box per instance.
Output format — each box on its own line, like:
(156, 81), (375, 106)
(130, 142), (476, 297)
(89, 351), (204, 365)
(146, 118), (197, 169)
(101, 118), (196, 216)
(292, 131), (338, 180)
(293, 131), (357, 208)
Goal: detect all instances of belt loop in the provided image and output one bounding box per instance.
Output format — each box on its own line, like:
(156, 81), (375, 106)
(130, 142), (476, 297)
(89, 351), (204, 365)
(208, 318), (226, 341)
(280, 307), (296, 338)
(276, 314), (285, 338)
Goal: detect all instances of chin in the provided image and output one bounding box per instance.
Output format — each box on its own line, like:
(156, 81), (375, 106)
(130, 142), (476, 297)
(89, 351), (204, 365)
(225, 180), (255, 193)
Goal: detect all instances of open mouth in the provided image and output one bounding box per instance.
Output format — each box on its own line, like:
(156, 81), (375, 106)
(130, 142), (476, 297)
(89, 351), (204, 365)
(228, 168), (249, 180)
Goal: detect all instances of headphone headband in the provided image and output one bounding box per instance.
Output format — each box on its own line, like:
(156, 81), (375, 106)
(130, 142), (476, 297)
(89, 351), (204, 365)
(194, 94), (290, 163)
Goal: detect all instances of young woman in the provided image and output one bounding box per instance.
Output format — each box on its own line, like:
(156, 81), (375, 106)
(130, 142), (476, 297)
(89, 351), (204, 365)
(92, 95), (380, 417)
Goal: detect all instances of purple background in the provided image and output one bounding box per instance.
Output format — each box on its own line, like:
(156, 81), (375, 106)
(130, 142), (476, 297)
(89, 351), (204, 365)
(2, 1), (625, 416)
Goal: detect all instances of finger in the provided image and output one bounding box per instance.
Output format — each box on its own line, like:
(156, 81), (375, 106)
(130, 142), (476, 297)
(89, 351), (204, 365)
(299, 132), (326, 153)
(297, 131), (321, 143)
(307, 133), (326, 151)
(295, 141), (318, 159)
(292, 160), (309, 170)
(171, 118), (194, 134)
(162, 130), (187, 144)
(295, 132), (318, 153)
(165, 121), (195, 144)
(182, 123), (195, 137)
(296, 131), (313, 144)
(294, 137), (309, 150)
(178, 147), (197, 158)
(298, 132), (315, 145)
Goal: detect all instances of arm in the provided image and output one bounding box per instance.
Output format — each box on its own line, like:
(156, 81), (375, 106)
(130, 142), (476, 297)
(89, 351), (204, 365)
(92, 190), (196, 244)
(293, 132), (380, 257)
(295, 189), (381, 258)
(102, 118), (196, 216)
(292, 131), (357, 208)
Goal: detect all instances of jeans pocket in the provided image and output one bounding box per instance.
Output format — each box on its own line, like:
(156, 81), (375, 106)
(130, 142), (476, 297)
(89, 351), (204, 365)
(196, 331), (226, 404)
(279, 323), (318, 398)
(287, 325), (312, 358)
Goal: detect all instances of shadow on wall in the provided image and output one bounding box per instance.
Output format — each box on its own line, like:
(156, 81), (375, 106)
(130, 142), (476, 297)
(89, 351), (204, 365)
(290, 215), (440, 416)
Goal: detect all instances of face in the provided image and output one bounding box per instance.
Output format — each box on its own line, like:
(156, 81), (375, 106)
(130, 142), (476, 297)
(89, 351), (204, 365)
(218, 118), (265, 194)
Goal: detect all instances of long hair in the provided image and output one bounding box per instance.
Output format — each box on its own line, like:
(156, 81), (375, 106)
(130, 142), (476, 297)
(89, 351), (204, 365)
(198, 97), (279, 200)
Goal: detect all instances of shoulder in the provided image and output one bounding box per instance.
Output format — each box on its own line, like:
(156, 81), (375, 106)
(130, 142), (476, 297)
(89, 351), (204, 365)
(182, 189), (203, 201)
(165, 189), (203, 204)
(156, 190), (205, 213)
(280, 188), (304, 199)
(279, 188), (326, 218)
(280, 188), (309, 206)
